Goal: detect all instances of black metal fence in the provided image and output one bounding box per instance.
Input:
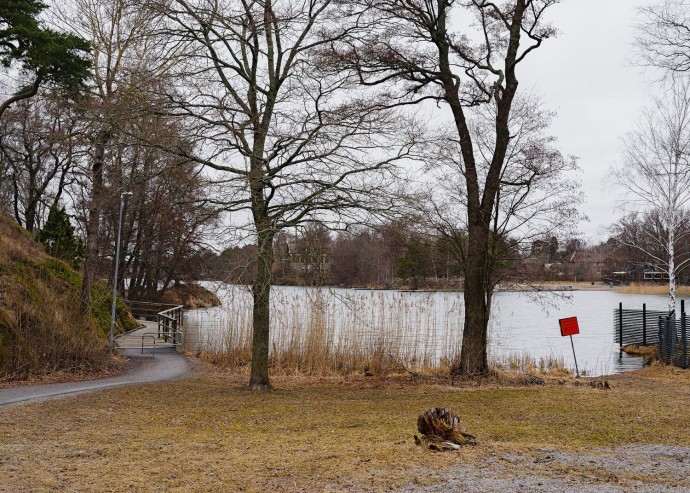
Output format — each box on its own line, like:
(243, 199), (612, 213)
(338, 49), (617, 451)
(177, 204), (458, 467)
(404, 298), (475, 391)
(613, 303), (668, 347)
(658, 315), (690, 368)
(614, 301), (690, 369)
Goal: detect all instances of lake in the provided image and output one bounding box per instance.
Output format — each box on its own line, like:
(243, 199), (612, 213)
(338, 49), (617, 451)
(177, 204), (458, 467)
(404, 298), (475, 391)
(185, 284), (675, 376)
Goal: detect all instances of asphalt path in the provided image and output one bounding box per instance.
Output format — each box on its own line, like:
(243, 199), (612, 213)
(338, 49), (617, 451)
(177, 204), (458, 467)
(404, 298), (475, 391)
(0, 323), (191, 407)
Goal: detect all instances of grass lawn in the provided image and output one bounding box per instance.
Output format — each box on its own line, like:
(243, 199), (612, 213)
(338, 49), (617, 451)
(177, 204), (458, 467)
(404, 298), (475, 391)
(1, 365), (689, 492)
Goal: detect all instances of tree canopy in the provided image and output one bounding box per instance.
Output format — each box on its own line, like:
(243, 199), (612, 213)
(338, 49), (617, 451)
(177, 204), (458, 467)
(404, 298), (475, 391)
(0, 0), (91, 119)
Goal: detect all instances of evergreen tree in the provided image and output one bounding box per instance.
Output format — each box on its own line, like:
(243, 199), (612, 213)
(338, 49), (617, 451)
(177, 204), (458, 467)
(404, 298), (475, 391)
(0, 0), (91, 119)
(38, 205), (84, 266)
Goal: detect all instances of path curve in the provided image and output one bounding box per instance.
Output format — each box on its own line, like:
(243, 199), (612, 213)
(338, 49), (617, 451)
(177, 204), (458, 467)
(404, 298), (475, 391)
(0, 323), (191, 407)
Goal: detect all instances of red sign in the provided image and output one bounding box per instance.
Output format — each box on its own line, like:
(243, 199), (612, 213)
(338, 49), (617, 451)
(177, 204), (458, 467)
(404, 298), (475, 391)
(559, 317), (580, 337)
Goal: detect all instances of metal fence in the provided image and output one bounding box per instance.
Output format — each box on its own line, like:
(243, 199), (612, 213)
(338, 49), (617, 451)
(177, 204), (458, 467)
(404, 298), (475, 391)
(613, 303), (668, 347)
(614, 301), (690, 369)
(658, 314), (690, 368)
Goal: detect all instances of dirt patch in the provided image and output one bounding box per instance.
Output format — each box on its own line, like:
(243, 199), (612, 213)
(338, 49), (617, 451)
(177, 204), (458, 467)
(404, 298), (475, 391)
(400, 445), (690, 492)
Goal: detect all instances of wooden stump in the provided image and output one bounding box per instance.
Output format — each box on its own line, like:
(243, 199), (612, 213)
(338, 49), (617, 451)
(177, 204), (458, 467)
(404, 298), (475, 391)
(415, 407), (476, 450)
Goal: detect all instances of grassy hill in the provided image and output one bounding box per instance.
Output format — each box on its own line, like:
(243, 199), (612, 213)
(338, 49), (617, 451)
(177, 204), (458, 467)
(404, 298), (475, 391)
(0, 213), (137, 380)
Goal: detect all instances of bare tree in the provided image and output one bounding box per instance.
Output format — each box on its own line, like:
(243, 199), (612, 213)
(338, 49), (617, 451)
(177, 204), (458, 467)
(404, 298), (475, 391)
(58, 0), (184, 307)
(428, 96), (581, 301)
(612, 80), (690, 313)
(326, 0), (562, 375)
(637, 0), (690, 74)
(158, 0), (415, 388)
(0, 93), (82, 232)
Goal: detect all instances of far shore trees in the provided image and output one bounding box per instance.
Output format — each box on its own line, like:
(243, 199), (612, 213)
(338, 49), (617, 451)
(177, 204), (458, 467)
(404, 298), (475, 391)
(158, 0), (416, 389)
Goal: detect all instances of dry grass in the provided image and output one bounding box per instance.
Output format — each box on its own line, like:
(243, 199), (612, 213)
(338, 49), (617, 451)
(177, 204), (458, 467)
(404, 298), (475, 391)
(617, 283), (690, 296)
(186, 287), (576, 378)
(1, 365), (690, 492)
(492, 351), (572, 376)
(0, 213), (137, 380)
(622, 344), (658, 357)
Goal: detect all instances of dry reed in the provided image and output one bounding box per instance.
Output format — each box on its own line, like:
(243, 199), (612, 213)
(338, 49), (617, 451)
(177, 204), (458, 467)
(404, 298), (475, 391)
(618, 283), (690, 296)
(492, 351), (571, 376)
(184, 286), (569, 377)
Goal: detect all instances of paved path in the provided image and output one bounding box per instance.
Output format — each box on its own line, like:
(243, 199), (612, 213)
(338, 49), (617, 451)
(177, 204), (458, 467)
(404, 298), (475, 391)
(0, 322), (191, 407)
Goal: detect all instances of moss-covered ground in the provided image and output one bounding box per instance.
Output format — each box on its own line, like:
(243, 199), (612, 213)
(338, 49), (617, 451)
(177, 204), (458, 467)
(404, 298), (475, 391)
(0, 213), (137, 379)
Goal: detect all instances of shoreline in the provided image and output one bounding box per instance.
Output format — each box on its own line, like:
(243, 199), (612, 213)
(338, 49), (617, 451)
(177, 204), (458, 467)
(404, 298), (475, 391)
(331, 282), (666, 294)
(209, 280), (682, 295)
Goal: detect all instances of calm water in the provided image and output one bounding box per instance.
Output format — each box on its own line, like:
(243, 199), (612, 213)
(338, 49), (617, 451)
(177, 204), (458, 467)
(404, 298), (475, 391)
(186, 284), (675, 376)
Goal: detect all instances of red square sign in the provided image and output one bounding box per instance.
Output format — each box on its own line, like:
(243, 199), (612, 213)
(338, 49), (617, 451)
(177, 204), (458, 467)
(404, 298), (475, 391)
(559, 317), (580, 337)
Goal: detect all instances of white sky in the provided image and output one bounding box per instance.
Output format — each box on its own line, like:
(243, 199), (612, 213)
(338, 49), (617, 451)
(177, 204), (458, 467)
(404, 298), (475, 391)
(520, 0), (658, 243)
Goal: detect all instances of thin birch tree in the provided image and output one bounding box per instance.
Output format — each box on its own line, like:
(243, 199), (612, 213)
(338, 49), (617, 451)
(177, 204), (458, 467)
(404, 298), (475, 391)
(613, 81), (690, 314)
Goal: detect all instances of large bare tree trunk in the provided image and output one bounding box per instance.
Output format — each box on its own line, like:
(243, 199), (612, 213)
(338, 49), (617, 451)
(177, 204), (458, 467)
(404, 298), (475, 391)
(249, 227), (275, 389)
(81, 129), (110, 308)
(459, 227), (490, 374)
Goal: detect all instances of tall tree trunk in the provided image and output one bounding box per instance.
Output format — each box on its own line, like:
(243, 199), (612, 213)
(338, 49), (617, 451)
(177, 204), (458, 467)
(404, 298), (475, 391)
(249, 227), (275, 389)
(459, 225), (490, 374)
(24, 201), (37, 233)
(81, 129), (110, 308)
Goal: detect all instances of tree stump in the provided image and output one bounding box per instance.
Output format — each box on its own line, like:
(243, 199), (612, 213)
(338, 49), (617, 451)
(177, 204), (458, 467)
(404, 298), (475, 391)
(415, 407), (476, 450)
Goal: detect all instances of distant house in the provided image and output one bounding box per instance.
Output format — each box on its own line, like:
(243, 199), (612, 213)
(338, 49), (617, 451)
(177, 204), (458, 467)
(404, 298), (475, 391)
(643, 271), (669, 281)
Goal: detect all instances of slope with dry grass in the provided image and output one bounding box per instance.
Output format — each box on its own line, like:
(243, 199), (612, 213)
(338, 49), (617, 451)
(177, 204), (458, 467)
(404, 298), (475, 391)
(0, 213), (137, 380)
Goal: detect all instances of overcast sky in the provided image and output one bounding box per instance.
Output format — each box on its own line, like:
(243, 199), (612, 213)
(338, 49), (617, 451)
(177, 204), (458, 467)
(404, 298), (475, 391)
(520, 0), (659, 242)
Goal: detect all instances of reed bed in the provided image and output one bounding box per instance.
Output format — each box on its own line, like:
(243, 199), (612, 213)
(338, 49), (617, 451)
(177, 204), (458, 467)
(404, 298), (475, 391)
(184, 286), (571, 377)
(492, 351), (571, 375)
(618, 283), (690, 296)
(184, 287), (464, 375)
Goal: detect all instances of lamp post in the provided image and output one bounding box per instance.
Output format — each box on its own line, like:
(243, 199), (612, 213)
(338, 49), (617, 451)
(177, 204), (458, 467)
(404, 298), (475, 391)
(109, 191), (132, 356)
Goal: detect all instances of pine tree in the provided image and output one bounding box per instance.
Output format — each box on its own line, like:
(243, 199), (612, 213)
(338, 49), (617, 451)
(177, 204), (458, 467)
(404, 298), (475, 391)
(0, 0), (91, 118)
(38, 205), (85, 266)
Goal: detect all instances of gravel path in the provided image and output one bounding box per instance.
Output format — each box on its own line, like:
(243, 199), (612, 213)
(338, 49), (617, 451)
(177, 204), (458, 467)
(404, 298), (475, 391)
(0, 323), (191, 406)
(399, 445), (690, 492)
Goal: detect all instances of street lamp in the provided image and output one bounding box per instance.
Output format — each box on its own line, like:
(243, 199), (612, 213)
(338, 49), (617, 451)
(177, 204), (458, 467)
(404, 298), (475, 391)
(109, 191), (132, 356)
